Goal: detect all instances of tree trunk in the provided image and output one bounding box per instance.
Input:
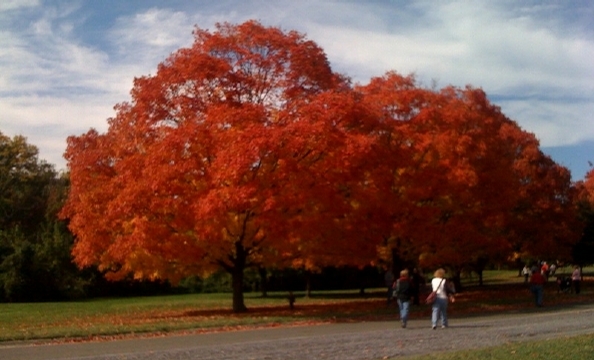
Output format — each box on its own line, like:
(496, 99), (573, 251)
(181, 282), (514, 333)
(305, 271), (312, 298)
(358, 268), (366, 295)
(258, 267), (268, 298)
(231, 268), (247, 313)
(230, 240), (248, 313)
(516, 258), (524, 277)
(391, 246), (404, 273)
(452, 270), (463, 293)
(474, 258), (488, 286)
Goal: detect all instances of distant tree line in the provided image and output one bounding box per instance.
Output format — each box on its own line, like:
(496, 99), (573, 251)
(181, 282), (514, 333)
(0, 132), (81, 301)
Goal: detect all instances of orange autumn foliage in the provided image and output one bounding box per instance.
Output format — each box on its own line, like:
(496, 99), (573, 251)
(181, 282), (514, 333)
(357, 72), (580, 273)
(61, 21), (378, 312)
(61, 22), (580, 312)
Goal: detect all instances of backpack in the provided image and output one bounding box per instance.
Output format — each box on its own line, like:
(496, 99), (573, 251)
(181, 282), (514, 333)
(395, 279), (411, 301)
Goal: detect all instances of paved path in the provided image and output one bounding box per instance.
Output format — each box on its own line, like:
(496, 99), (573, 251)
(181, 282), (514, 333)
(2, 304), (594, 360)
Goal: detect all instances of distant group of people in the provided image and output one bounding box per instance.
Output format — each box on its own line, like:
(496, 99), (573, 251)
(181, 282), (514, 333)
(388, 267), (454, 329)
(523, 261), (583, 307)
(388, 261), (585, 329)
(522, 261), (559, 283)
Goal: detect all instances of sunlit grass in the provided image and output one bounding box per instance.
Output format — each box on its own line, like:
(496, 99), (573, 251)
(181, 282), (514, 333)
(399, 333), (594, 360)
(0, 269), (592, 343)
(0, 290), (388, 342)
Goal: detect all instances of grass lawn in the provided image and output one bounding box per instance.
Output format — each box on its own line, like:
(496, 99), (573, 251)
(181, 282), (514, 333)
(0, 268), (592, 344)
(400, 333), (594, 360)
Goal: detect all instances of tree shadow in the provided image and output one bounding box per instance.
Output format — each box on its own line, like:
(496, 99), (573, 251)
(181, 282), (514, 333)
(178, 299), (388, 320)
(253, 290), (386, 300)
(164, 282), (593, 327)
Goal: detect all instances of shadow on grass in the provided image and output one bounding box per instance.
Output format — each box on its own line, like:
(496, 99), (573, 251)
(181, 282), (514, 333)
(248, 290), (386, 300)
(168, 281), (594, 328)
(180, 299), (389, 320)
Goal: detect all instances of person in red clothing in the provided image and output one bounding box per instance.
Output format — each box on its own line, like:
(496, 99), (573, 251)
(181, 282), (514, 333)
(540, 261), (550, 281)
(530, 269), (546, 307)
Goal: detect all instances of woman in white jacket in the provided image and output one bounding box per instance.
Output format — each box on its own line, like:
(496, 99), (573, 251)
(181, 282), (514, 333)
(431, 268), (455, 329)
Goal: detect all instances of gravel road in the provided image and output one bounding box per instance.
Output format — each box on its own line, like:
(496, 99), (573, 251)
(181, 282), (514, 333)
(2, 303), (594, 360)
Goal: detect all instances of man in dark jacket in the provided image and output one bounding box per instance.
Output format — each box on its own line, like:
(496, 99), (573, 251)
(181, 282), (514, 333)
(395, 269), (412, 328)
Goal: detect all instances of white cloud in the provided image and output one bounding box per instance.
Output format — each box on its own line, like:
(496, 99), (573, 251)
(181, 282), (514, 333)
(499, 97), (594, 146)
(1, 4), (111, 96)
(1, 0), (593, 177)
(1, 6), (120, 170)
(0, 0), (39, 12)
(2, 7), (220, 171)
(110, 8), (193, 55)
(2, 94), (117, 170)
(291, 1), (594, 149)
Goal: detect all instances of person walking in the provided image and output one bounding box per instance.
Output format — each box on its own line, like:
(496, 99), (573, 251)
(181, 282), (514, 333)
(572, 266), (582, 294)
(549, 263), (557, 276)
(530, 268), (546, 307)
(541, 261), (549, 281)
(431, 268), (454, 329)
(522, 264), (531, 283)
(394, 269), (412, 328)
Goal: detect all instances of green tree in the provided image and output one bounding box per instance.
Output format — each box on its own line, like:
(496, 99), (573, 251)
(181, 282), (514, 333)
(0, 132), (85, 301)
(0, 132), (55, 234)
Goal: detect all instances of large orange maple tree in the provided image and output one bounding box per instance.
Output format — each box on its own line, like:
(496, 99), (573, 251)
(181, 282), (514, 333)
(61, 21), (378, 312)
(62, 21), (581, 310)
(356, 72), (580, 284)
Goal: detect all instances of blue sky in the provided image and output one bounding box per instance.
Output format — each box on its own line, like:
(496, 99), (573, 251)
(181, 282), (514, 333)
(1, 1), (593, 180)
